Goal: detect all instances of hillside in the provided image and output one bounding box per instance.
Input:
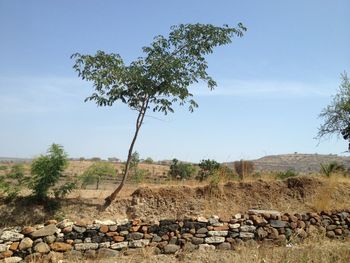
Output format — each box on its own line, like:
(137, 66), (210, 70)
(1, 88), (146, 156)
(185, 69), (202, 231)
(232, 153), (350, 173)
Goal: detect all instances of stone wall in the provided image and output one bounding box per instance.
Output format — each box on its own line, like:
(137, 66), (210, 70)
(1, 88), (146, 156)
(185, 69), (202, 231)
(1, 209), (349, 262)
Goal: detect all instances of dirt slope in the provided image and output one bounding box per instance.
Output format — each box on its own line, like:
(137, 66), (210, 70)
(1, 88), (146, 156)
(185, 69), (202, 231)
(1, 176), (350, 227)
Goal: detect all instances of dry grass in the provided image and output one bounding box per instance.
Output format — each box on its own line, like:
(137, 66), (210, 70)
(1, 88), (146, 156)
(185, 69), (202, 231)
(57, 237), (350, 263)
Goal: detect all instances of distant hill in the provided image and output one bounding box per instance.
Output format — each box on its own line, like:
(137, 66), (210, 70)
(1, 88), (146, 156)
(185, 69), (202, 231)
(0, 157), (32, 163)
(225, 153), (350, 173)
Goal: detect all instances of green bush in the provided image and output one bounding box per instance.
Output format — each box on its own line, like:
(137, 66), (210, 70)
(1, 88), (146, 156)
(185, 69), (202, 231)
(320, 161), (345, 177)
(275, 169), (298, 180)
(197, 159), (221, 181)
(169, 159), (196, 180)
(0, 165), (8, 171)
(29, 144), (75, 201)
(0, 164), (25, 200)
(80, 162), (116, 189)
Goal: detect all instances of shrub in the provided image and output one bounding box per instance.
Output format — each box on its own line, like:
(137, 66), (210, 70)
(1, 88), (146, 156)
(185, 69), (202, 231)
(80, 162), (116, 189)
(197, 159), (221, 181)
(0, 164), (25, 200)
(275, 169), (298, 180)
(0, 165), (8, 171)
(169, 159), (196, 180)
(143, 157), (154, 164)
(233, 160), (255, 180)
(320, 161), (345, 177)
(29, 144), (75, 201)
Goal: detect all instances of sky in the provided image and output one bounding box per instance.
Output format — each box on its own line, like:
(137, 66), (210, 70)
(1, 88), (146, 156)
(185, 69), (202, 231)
(0, 0), (349, 162)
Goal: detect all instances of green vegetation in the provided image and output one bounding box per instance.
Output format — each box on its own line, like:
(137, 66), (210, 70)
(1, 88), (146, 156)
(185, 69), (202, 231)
(169, 159), (196, 180)
(318, 72), (350, 150)
(197, 159), (221, 181)
(0, 165), (8, 171)
(29, 144), (76, 201)
(72, 22), (246, 204)
(143, 157), (154, 164)
(275, 169), (298, 180)
(320, 161), (345, 177)
(80, 162), (116, 189)
(0, 164), (25, 200)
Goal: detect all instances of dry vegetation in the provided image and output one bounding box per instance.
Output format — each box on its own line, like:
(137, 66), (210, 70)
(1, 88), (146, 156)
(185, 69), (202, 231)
(2, 159), (350, 262)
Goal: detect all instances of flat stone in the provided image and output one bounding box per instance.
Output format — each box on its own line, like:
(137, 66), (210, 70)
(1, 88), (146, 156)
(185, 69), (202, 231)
(44, 235), (56, 244)
(205, 236), (225, 244)
(239, 232), (255, 239)
(99, 225), (109, 233)
(57, 219), (74, 229)
(0, 244), (8, 253)
(1, 250), (13, 258)
(163, 244), (179, 254)
(94, 220), (117, 226)
(110, 242), (128, 250)
(269, 220), (288, 228)
(116, 219), (129, 226)
(240, 225), (256, 232)
(207, 231), (228, 237)
(249, 209), (281, 216)
(127, 232), (144, 240)
(21, 227), (35, 235)
(9, 243), (19, 251)
(34, 242), (50, 253)
(229, 223), (240, 229)
(73, 225), (86, 233)
(0, 231), (24, 242)
(196, 228), (208, 234)
(31, 224), (58, 238)
(74, 243), (99, 251)
(98, 242), (110, 248)
(50, 242), (72, 252)
(1, 257), (23, 263)
(19, 237), (33, 250)
(197, 216), (208, 223)
(113, 236), (125, 242)
(128, 239), (150, 248)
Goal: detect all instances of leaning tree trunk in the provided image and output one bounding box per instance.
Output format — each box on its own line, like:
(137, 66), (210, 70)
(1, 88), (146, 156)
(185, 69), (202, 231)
(103, 99), (148, 207)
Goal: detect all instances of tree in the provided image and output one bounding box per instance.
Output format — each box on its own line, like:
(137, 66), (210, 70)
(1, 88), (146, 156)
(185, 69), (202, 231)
(197, 159), (221, 181)
(29, 144), (75, 201)
(72, 23), (246, 206)
(169, 159), (196, 180)
(80, 162), (116, 189)
(317, 72), (350, 150)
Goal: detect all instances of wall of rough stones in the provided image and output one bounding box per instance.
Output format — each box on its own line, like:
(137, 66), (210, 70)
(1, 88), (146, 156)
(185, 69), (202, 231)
(0, 209), (349, 262)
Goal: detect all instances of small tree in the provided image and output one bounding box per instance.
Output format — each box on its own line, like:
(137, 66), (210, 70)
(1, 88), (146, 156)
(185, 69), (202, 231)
(317, 72), (350, 150)
(169, 159), (196, 180)
(80, 162), (116, 189)
(143, 157), (154, 164)
(197, 159), (221, 181)
(29, 144), (75, 201)
(72, 23), (246, 205)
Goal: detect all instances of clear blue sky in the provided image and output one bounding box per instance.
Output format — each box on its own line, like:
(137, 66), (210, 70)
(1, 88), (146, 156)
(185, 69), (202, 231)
(0, 0), (349, 162)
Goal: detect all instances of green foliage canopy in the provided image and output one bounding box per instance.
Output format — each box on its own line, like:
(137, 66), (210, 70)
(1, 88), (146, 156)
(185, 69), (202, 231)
(72, 23), (246, 114)
(318, 72), (350, 150)
(29, 144), (74, 201)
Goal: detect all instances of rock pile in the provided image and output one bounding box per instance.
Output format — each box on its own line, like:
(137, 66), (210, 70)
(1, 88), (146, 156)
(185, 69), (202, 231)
(0, 209), (349, 262)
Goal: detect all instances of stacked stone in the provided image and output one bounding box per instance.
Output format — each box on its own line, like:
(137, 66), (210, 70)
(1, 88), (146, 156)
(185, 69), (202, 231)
(0, 210), (350, 262)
